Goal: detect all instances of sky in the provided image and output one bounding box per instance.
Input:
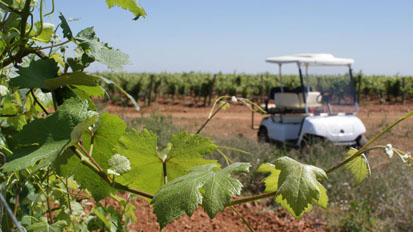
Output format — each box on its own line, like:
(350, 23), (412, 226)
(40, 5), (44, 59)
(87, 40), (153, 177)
(50, 0), (413, 75)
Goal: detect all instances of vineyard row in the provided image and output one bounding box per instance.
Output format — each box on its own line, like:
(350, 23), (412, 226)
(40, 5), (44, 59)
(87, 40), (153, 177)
(98, 72), (413, 105)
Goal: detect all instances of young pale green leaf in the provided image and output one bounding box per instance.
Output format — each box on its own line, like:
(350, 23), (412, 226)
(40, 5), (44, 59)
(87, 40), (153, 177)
(0, 84), (9, 96)
(54, 113), (126, 200)
(9, 58), (58, 89)
(259, 157), (328, 218)
(108, 154), (131, 174)
(44, 72), (99, 90)
(26, 217), (67, 232)
(69, 113), (98, 146)
(344, 148), (371, 185)
(152, 163), (250, 229)
(33, 22), (55, 43)
(114, 130), (218, 195)
(75, 27), (130, 71)
(2, 98), (89, 172)
(59, 13), (73, 39)
(257, 163), (280, 192)
(105, 0), (146, 20)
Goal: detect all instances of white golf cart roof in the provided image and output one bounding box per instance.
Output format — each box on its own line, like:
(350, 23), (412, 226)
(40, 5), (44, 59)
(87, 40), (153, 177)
(266, 53), (354, 66)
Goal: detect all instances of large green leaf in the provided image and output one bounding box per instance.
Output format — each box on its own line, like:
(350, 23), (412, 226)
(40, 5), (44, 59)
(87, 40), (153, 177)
(105, 0), (146, 20)
(152, 163), (250, 229)
(344, 148), (371, 185)
(54, 113), (126, 200)
(2, 98), (89, 172)
(258, 157), (328, 218)
(9, 58), (58, 89)
(75, 27), (130, 71)
(33, 22), (54, 43)
(44, 72), (99, 90)
(114, 130), (218, 195)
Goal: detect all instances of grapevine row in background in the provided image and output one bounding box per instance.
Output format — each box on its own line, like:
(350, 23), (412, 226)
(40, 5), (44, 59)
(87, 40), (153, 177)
(97, 72), (413, 106)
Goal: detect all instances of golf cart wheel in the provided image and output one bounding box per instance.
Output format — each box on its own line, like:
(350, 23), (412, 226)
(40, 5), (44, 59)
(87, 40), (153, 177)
(258, 127), (269, 143)
(356, 135), (368, 148)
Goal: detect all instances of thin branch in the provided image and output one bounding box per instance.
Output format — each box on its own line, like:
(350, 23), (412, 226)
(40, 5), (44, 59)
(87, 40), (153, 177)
(218, 145), (250, 155)
(43, 0), (55, 17)
(30, 89), (49, 115)
(46, 167), (54, 223)
(70, 147), (154, 199)
(0, 0), (21, 14)
(76, 143), (103, 173)
(229, 191), (278, 206)
(229, 206), (255, 232)
(162, 162), (168, 184)
(196, 101), (227, 134)
(325, 111), (413, 174)
(326, 146), (385, 174)
(0, 114), (19, 117)
(35, 40), (71, 51)
(0, 189), (24, 232)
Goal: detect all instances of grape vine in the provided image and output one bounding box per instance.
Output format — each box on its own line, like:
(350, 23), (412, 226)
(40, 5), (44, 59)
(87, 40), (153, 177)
(0, 1), (411, 231)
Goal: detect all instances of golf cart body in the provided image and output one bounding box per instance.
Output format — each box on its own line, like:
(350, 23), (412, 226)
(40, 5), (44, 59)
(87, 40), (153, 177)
(258, 54), (366, 146)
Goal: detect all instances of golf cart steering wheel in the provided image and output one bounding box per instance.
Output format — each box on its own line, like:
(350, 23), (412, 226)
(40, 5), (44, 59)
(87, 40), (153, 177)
(317, 90), (333, 103)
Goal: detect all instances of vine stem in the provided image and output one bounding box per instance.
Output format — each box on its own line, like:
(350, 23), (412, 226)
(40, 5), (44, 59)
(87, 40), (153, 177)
(229, 190), (278, 206)
(46, 167), (54, 223)
(229, 206), (255, 232)
(325, 111), (413, 174)
(76, 143), (103, 173)
(0, 1), (21, 14)
(70, 147), (154, 199)
(196, 101), (228, 134)
(30, 89), (49, 115)
(0, 189), (24, 232)
(35, 40), (71, 51)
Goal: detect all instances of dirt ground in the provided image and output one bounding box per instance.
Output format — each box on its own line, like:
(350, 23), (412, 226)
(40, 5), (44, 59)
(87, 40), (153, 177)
(104, 101), (413, 231)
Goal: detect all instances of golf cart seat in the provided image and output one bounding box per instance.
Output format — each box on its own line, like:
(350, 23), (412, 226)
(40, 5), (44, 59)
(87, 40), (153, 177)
(275, 91), (322, 109)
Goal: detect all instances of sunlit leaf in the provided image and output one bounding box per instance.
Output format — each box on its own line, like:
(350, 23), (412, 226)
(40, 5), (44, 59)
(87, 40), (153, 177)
(152, 162), (250, 229)
(105, 0), (146, 20)
(258, 157), (328, 218)
(114, 130), (218, 195)
(345, 148), (371, 185)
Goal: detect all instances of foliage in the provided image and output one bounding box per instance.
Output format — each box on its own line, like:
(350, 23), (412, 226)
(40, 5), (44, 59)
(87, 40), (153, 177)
(100, 72), (413, 105)
(152, 162), (250, 229)
(258, 157), (328, 218)
(0, 0), (411, 231)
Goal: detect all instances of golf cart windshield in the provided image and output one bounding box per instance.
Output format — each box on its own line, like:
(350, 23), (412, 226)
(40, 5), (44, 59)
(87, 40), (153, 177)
(266, 54), (358, 115)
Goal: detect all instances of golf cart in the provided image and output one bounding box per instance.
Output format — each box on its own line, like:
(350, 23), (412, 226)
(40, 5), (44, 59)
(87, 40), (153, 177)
(258, 53), (366, 147)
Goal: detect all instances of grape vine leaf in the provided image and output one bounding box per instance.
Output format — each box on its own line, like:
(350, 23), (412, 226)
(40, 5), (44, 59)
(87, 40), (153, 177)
(105, 0), (146, 20)
(258, 157), (328, 218)
(44, 72), (99, 90)
(114, 130), (218, 195)
(344, 148), (371, 185)
(33, 22), (54, 43)
(9, 58), (58, 89)
(75, 27), (130, 71)
(59, 13), (73, 40)
(26, 217), (67, 232)
(54, 113), (126, 200)
(152, 162), (250, 229)
(2, 98), (89, 172)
